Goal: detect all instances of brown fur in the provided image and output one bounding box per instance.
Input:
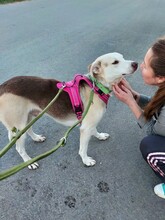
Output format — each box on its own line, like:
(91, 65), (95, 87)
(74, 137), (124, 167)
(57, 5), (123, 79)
(0, 76), (74, 118)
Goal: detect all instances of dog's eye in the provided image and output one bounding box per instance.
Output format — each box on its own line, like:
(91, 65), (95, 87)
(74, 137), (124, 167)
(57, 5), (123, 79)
(112, 60), (119, 65)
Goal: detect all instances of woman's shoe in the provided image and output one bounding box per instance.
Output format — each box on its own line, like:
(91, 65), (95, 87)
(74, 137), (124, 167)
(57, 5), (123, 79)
(154, 183), (165, 199)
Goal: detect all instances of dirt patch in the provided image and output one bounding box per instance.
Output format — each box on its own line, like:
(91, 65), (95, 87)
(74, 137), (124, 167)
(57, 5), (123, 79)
(97, 181), (109, 193)
(64, 196), (76, 208)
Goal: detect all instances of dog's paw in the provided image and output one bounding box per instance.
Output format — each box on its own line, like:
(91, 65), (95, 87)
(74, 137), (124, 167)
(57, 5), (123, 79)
(96, 133), (110, 140)
(34, 135), (46, 142)
(83, 157), (96, 167)
(28, 162), (39, 170)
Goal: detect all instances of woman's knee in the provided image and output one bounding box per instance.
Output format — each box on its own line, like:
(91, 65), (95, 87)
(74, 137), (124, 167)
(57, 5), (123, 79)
(140, 135), (156, 160)
(140, 134), (165, 158)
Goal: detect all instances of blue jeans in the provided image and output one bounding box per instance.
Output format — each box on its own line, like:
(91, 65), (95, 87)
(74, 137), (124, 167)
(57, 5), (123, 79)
(140, 135), (165, 183)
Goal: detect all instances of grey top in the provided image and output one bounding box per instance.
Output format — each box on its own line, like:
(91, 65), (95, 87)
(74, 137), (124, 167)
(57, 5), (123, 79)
(137, 94), (165, 136)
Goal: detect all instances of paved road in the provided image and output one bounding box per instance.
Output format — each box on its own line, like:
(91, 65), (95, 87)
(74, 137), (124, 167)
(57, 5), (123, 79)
(0, 0), (165, 220)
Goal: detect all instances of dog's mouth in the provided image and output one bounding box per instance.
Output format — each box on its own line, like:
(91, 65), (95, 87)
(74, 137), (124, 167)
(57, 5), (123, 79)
(122, 71), (134, 76)
(122, 62), (138, 76)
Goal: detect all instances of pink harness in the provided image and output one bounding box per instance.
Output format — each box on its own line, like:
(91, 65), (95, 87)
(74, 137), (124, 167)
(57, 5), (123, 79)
(57, 74), (110, 120)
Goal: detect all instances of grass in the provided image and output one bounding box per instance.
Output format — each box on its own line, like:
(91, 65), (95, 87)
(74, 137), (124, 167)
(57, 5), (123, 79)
(0, 0), (27, 4)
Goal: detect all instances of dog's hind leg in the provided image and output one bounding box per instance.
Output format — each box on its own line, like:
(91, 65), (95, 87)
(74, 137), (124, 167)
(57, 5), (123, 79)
(8, 129), (15, 141)
(79, 127), (96, 166)
(0, 95), (40, 169)
(27, 127), (46, 142)
(6, 121), (39, 170)
(27, 112), (46, 142)
(92, 128), (110, 140)
(15, 133), (39, 170)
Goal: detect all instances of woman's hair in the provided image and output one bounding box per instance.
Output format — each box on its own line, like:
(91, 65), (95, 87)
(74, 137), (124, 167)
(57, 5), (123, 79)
(144, 36), (165, 120)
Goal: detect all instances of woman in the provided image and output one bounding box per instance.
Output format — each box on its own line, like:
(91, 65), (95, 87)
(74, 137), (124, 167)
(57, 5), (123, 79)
(113, 36), (165, 199)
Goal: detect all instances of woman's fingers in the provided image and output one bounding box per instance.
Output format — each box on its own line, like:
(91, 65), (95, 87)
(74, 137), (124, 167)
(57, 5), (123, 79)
(114, 83), (128, 94)
(113, 81), (135, 106)
(121, 78), (129, 87)
(113, 85), (128, 101)
(113, 84), (133, 100)
(121, 85), (129, 92)
(113, 84), (124, 94)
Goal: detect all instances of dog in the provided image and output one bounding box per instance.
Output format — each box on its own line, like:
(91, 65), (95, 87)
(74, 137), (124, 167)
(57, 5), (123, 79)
(0, 52), (138, 169)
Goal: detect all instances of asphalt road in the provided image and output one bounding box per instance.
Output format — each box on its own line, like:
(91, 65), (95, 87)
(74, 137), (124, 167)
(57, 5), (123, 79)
(0, 0), (165, 220)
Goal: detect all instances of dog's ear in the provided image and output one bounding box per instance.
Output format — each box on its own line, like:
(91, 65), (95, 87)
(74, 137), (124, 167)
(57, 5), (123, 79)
(88, 64), (92, 72)
(89, 61), (101, 75)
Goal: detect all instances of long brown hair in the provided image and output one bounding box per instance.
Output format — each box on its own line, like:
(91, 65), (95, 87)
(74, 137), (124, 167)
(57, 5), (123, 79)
(144, 36), (165, 120)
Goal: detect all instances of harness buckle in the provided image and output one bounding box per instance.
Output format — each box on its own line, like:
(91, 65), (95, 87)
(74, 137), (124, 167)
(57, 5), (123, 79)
(74, 105), (83, 120)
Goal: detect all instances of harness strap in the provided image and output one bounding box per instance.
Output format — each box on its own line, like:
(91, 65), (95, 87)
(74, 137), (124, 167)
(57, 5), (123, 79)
(57, 74), (110, 119)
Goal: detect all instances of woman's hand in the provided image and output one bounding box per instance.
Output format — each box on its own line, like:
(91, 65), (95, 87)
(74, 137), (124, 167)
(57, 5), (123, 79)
(115, 78), (140, 102)
(113, 83), (135, 106)
(118, 78), (133, 92)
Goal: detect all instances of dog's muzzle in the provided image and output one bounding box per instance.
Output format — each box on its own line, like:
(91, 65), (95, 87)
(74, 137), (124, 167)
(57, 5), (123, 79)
(131, 62), (138, 71)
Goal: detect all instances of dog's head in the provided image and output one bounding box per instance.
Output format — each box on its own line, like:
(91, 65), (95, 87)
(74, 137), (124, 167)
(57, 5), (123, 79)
(88, 52), (138, 87)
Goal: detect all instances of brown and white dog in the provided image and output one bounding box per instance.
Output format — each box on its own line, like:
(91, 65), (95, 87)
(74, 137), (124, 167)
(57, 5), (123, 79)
(0, 53), (138, 169)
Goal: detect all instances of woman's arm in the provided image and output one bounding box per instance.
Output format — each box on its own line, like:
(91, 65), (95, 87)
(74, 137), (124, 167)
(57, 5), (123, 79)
(112, 79), (165, 136)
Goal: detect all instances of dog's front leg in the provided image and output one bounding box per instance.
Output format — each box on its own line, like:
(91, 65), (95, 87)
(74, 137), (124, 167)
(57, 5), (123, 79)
(79, 127), (96, 166)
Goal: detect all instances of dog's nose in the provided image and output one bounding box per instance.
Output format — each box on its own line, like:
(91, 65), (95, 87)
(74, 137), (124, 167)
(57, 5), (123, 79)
(131, 62), (138, 71)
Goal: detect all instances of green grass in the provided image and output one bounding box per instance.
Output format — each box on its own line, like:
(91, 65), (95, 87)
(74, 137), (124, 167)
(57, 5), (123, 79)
(0, 0), (27, 4)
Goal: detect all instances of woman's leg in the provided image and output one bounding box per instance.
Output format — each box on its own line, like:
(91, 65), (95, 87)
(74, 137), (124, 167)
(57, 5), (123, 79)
(140, 135), (165, 199)
(140, 135), (165, 182)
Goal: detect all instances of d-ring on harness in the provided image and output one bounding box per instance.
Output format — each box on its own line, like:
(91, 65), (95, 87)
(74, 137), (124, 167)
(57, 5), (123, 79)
(57, 74), (111, 120)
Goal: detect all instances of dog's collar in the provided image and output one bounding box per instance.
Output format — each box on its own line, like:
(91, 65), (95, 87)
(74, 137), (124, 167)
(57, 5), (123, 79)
(88, 75), (112, 95)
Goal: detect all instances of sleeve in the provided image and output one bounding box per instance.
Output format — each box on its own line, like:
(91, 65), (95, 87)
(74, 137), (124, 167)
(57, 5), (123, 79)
(137, 94), (151, 109)
(137, 105), (165, 136)
(137, 113), (147, 128)
(153, 106), (165, 136)
(136, 94), (152, 129)
(137, 113), (156, 129)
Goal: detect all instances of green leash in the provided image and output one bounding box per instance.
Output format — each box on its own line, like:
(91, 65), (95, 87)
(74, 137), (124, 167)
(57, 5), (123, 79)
(0, 88), (94, 181)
